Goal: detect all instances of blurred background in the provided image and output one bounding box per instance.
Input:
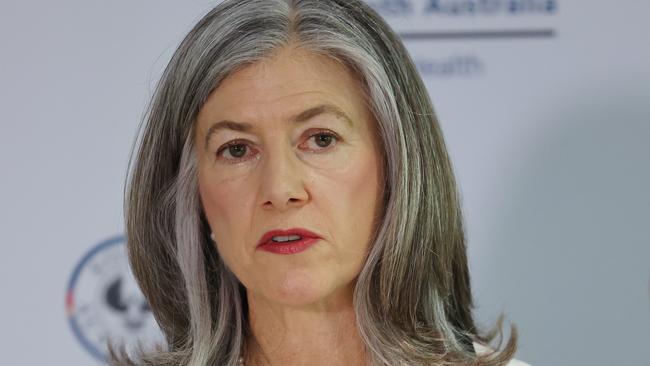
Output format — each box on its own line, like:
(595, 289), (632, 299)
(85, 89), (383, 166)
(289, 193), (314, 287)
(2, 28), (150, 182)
(1, 0), (648, 365)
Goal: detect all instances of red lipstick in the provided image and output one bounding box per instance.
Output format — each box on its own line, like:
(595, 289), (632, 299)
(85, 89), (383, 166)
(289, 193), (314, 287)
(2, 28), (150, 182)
(257, 228), (321, 255)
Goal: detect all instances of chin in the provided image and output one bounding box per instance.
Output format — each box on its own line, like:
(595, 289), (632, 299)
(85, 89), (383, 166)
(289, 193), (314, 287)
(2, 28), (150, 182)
(256, 270), (349, 307)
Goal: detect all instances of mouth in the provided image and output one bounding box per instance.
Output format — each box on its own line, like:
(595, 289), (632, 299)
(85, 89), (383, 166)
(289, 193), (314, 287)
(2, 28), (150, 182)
(257, 228), (322, 254)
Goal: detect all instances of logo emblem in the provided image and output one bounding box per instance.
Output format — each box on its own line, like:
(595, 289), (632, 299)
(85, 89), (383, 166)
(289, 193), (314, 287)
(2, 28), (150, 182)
(65, 236), (164, 362)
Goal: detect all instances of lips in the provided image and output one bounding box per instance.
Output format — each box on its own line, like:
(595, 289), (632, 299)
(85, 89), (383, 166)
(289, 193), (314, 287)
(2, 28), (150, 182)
(257, 228), (321, 247)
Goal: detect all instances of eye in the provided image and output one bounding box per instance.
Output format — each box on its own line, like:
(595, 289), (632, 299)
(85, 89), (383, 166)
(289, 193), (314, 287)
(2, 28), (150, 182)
(215, 130), (340, 164)
(216, 140), (257, 163)
(303, 130), (339, 152)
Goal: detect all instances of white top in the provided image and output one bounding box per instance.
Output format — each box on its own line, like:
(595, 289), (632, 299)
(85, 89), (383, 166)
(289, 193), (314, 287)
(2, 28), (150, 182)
(473, 342), (531, 366)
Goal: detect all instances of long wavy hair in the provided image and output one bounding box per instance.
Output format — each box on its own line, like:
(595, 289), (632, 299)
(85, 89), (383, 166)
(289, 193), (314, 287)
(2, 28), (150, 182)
(110, 0), (518, 365)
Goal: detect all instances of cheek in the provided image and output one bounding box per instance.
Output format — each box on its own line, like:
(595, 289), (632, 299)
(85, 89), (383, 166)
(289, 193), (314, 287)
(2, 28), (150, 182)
(198, 171), (252, 259)
(198, 175), (228, 228)
(325, 148), (382, 253)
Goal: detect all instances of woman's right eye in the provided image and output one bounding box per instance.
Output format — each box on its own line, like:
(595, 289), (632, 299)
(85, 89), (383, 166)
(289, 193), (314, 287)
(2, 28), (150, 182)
(216, 140), (257, 163)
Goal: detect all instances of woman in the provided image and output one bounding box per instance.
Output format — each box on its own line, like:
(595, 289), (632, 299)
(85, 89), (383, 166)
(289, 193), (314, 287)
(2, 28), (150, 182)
(111, 0), (526, 365)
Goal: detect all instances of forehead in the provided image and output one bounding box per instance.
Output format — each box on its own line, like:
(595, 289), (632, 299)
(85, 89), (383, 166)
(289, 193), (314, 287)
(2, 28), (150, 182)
(196, 46), (369, 128)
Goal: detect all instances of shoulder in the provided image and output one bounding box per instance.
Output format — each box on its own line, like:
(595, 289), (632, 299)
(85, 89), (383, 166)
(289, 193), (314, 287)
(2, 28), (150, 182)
(472, 342), (532, 366)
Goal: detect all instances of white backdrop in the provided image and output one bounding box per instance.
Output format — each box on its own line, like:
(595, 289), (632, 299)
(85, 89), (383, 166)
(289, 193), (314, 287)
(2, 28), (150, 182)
(1, 1), (648, 365)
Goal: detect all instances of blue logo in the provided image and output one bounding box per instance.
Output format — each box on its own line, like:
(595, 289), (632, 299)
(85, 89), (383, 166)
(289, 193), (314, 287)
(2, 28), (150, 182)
(66, 236), (163, 362)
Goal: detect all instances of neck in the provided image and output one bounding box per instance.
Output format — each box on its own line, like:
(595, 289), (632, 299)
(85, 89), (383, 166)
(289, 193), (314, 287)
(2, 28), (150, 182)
(244, 287), (368, 366)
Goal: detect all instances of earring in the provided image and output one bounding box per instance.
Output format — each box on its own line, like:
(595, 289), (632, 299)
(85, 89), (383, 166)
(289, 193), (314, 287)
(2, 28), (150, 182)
(210, 232), (216, 242)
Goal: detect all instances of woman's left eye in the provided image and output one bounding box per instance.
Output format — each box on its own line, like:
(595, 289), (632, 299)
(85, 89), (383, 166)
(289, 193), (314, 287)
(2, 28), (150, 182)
(303, 131), (339, 151)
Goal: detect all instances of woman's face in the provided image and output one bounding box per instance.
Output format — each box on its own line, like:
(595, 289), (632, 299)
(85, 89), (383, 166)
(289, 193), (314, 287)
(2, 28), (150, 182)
(195, 46), (384, 306)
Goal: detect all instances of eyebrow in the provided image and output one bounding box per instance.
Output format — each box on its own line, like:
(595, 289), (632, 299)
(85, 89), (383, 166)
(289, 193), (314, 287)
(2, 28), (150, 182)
(203, 103), (354, 149)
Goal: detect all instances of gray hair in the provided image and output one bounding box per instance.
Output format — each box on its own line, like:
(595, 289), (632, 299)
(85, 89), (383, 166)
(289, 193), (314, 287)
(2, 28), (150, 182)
(110, 0), (518, 365)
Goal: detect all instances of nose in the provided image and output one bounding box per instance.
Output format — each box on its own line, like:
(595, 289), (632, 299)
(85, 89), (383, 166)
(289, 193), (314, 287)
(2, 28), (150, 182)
(259, 144), (309, 212)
